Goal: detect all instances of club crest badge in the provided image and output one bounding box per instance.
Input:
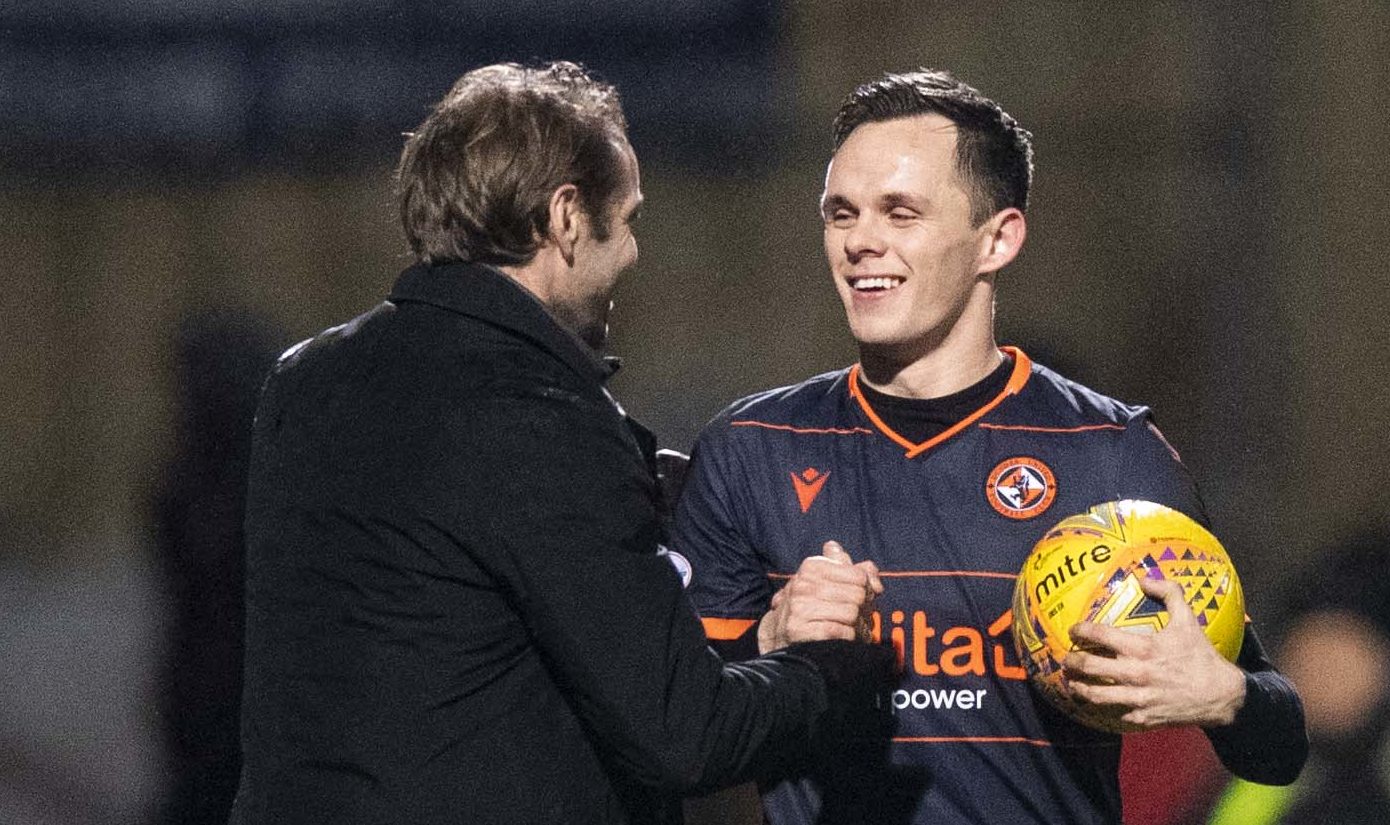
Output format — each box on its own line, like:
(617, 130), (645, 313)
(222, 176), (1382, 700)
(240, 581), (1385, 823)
(986, 457), (1056, 520)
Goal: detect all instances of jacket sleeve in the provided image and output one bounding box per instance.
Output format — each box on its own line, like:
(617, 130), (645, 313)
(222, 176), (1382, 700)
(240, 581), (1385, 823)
(1115, 415), (1308, 784)
(430, 389), (889, 792)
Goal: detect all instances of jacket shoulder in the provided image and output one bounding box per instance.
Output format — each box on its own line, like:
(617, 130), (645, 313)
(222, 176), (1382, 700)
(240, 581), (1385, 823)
(269, 299), (585, 400)
(271, 303), (391, 375)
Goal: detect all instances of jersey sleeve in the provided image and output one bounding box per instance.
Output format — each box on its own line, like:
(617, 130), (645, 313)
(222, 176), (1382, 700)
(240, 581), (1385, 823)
(1203, 624), (1308, 784)
(1110, 413), (1211, 525)
(1114, 412), (1308, 783)
(671, 419), (774, 661)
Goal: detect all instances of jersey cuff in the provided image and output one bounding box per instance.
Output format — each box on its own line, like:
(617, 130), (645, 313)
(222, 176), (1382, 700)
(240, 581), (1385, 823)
(700, 616), (757, 640)
(700, 616), (761, 661)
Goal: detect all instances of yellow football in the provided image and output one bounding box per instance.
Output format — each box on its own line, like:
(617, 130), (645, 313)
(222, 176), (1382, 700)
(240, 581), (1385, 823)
(1011, 499), (1244, 732)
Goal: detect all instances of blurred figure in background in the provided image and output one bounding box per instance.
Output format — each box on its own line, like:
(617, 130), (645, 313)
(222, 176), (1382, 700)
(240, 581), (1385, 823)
(153, 308), (285, 825)
(1208, 528), (1390, 825)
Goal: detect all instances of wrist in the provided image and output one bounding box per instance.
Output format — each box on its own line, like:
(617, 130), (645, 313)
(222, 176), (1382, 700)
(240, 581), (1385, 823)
(757, 614), (779, 655)
(1210, 663), (1248, 727)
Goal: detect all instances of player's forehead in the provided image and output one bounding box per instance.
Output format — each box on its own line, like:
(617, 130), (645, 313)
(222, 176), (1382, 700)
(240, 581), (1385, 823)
(822, 114), (965, 203)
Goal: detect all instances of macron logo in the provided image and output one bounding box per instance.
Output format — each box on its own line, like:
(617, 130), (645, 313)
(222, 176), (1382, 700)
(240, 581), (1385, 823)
(790, 468), (829, 513)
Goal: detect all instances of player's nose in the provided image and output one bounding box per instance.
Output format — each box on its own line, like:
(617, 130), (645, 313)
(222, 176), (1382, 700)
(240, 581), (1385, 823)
(844, 216), (887, 261)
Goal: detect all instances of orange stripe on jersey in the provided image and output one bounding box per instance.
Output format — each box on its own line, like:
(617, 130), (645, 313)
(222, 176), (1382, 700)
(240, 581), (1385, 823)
(700, 617), (757, 639)
(893, 736), (1052, 747)
(848, 347), (1034, 458)
(730, 420), (874, 436)
(978, 422), (1126, 434)
(768, 570), (1015, 580)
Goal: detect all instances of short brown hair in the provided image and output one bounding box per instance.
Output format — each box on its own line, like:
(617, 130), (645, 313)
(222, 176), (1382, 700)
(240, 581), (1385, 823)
(397, 62), (628, 266)
(833, 69), (1033, 226)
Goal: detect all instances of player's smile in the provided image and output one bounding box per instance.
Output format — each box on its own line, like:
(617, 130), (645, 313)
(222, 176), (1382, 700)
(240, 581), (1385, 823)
(847, 274), (906, 293)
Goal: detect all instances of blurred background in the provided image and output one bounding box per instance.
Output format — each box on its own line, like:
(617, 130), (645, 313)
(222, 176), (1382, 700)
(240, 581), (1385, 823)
(1, 1), (1388, 823)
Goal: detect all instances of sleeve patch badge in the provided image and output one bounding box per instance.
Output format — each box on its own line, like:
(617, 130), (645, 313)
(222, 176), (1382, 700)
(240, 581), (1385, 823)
(657, 545), (693, 588)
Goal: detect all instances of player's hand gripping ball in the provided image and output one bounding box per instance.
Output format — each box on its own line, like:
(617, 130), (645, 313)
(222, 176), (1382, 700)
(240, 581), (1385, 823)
(1010, 500), (1244, 732)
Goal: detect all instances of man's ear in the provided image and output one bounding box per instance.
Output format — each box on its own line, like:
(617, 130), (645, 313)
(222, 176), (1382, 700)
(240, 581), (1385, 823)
(976, 207), (1027, 275)
(547, 183), (583, 266)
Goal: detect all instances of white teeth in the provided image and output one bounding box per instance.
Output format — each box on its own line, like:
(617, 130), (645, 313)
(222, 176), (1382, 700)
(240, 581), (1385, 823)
(852, 277), (903, 291)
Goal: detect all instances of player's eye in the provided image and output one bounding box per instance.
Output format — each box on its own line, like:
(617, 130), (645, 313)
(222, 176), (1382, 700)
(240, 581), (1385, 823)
(827, 209), (855, 227)
(889, 209), (918, 222)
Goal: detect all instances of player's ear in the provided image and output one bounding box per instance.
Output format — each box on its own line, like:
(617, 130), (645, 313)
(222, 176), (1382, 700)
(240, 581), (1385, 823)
(546, 183), (582, 266)
(976, 207), (1026, 275)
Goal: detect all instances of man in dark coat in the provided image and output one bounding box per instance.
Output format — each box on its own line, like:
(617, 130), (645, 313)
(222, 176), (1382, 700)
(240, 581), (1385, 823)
(230, 62), (890, 825)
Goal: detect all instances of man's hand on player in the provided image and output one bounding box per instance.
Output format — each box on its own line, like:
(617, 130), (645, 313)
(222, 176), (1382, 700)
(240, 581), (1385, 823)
(757, 541), (883, 654)
(1062, 576), (1247, 729)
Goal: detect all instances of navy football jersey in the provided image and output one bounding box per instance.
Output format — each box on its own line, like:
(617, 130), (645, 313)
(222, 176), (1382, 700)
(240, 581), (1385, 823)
(672, 348), (1214, 824)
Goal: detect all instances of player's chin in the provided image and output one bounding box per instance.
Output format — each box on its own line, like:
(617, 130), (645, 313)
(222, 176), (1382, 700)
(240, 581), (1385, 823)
(845, 319), (907, 349)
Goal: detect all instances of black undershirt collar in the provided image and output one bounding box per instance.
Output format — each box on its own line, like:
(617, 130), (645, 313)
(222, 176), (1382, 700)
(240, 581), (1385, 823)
(857, 354), (1015, 444)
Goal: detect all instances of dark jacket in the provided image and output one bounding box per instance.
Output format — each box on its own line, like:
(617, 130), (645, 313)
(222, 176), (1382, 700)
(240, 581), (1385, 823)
(230, 263), (886, 825)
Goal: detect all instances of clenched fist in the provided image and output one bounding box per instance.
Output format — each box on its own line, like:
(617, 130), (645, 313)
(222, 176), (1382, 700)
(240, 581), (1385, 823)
(758, 541), (883, 654)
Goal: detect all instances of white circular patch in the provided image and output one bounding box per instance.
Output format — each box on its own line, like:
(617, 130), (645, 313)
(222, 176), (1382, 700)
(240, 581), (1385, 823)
(657, 546), (693, 588)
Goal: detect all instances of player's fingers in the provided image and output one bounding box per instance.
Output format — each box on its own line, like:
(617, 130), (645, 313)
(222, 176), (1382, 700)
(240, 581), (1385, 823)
(1062, 649), (1135, 684)
(1140, 576), (1195, 628)
(1069, 621), (1147, 658)
(789, 599), (862, 628)
(1066, 680), (1140, 709)
(1118, 703), (1171, 729)
(784, 580), (864, 612)
(856, 560), (884, 595)
(799, 555), (873, 587)
(786, 578), (873, 611)
(821, 540), (852, 564)
(784, 616), (857, 644)
(801, 619), (858, 643)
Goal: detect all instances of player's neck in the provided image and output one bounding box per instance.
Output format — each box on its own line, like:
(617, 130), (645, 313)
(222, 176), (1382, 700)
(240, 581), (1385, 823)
(498, 250), (563, 309)
(497, 250), (595, 347)
(859, 336), (1003, 400)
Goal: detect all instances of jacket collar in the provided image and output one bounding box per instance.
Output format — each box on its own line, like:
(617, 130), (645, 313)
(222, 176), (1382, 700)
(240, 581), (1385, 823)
(388, 262), (618, 385)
